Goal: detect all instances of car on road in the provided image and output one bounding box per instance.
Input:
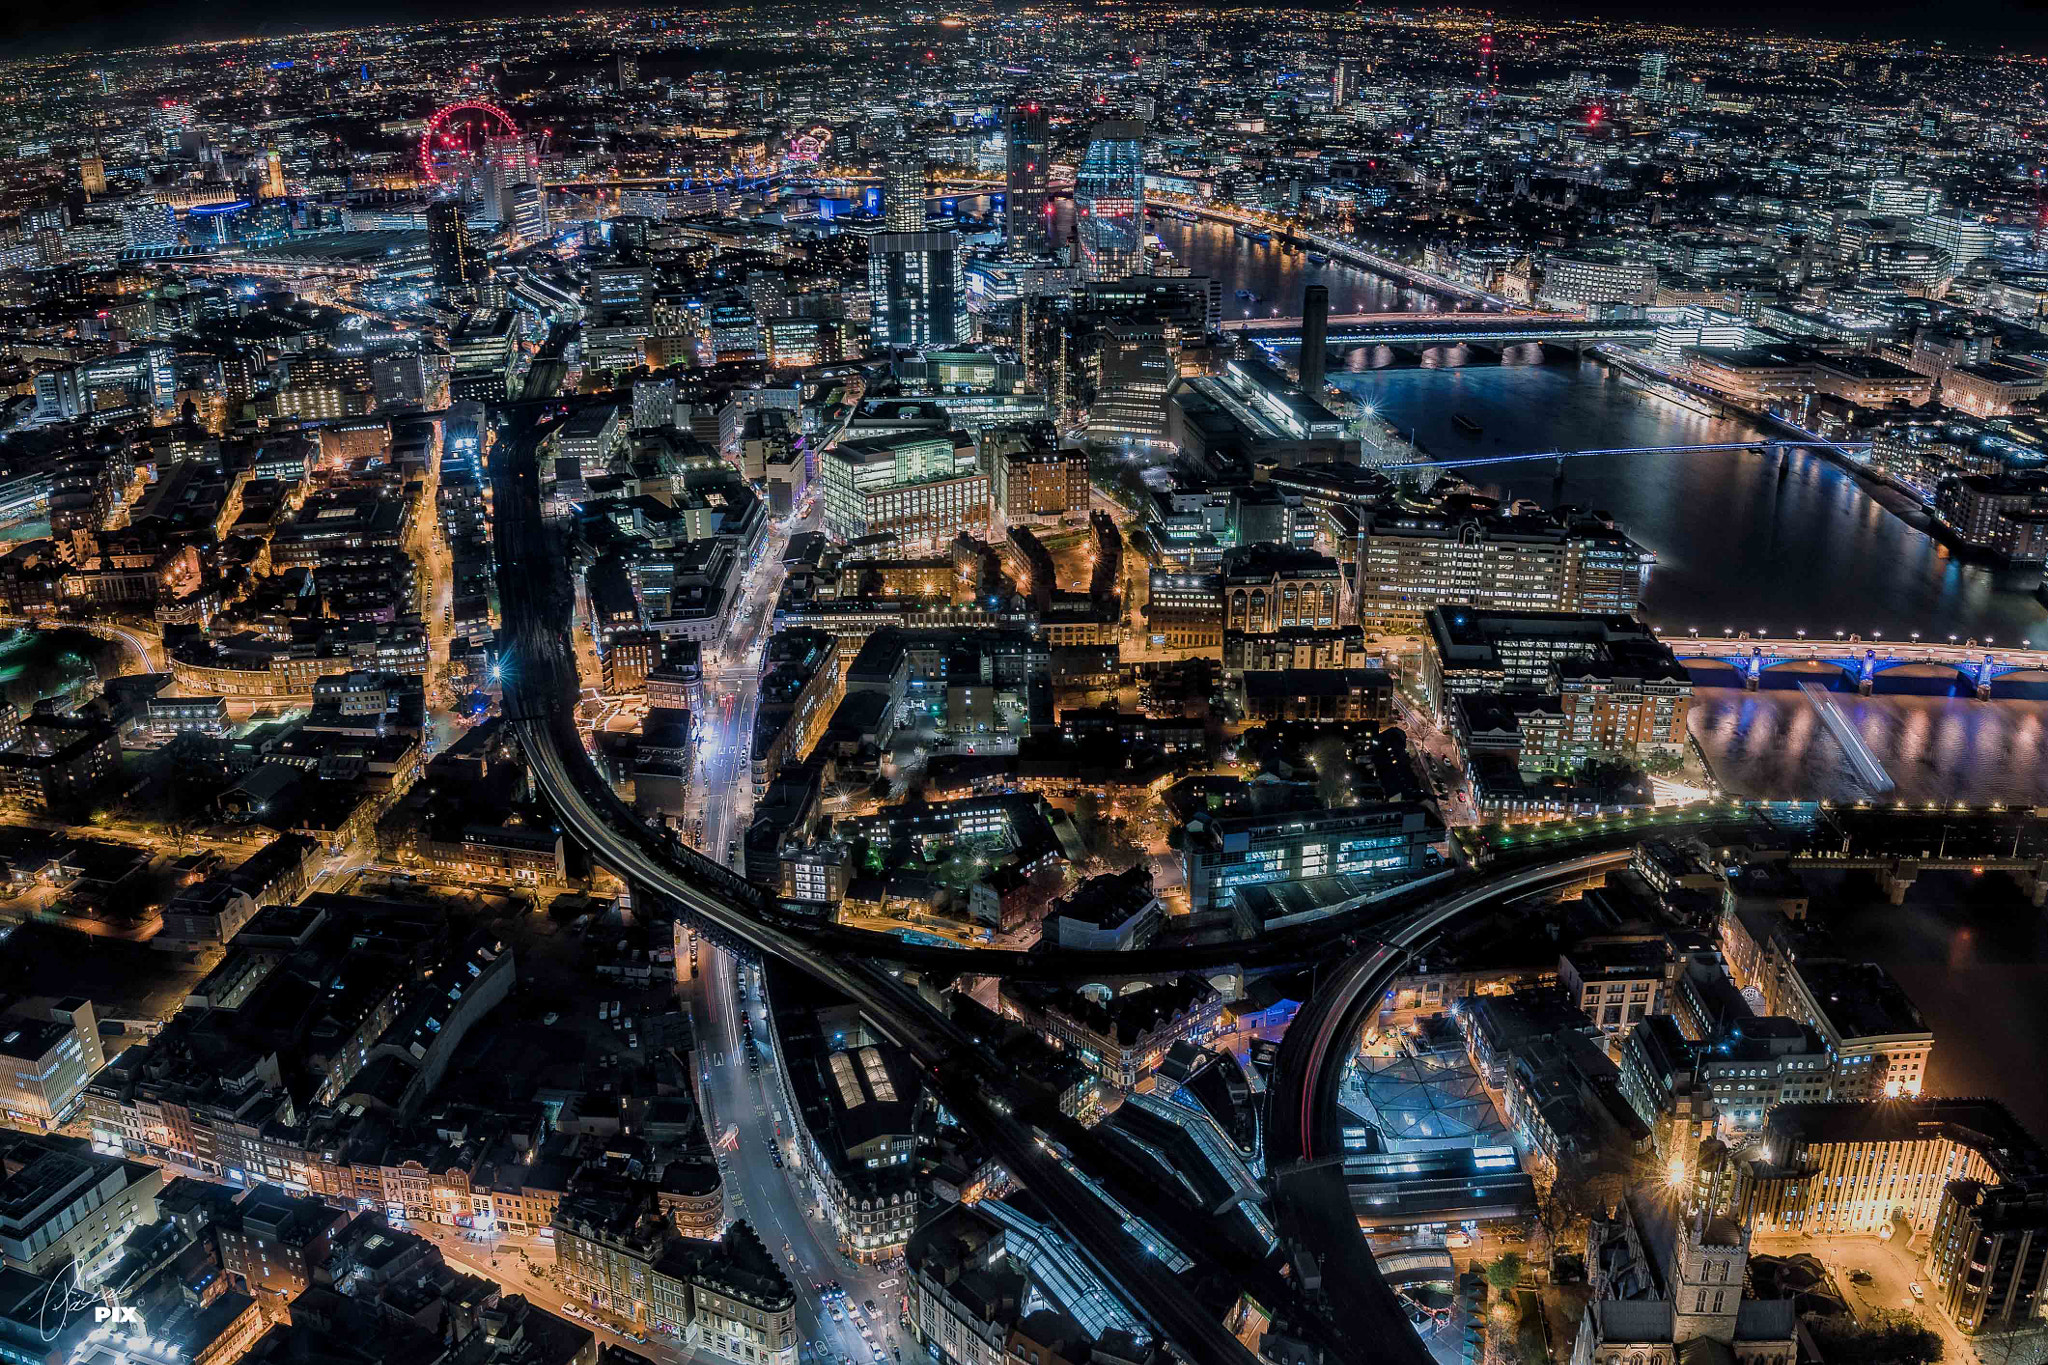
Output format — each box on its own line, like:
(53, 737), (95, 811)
(865, 1300), (878, 1315)
(1909, 1283), (1925, 1302)
(828, 1306), (842, 1321)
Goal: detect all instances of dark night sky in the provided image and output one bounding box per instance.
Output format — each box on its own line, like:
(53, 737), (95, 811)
(4, 0), (2048, 59)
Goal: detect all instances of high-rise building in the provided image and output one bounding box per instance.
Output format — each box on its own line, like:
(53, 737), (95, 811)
(885, 145), (927, 231)
(448, 308), (519, 402)
(119, 200), (177, 248)
(1332, 58), (1363, 110)
(262, 149), (287, 199)
(589, 262), (654, 321)
(1073, 120), (1147, 282)
(426, 201), (481, 294)
(1639, 50), (1669, 98)
(1003, 103), (1050, 251)
(867, 231), (968, 348)
(483, 133), (544, 240)
(510, 182), (549, 245)
(78, 154), (105, 197)
(1867, 178), (1940, 217)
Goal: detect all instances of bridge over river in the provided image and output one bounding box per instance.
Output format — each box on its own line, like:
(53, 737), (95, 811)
(1667, 632), (2048, 699)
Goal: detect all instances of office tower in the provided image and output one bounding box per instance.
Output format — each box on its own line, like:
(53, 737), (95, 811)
(484, 133), (541, 235)
(426, 200), (482, 294)
(885, 146), (927, 231)
(1073, 120), (1147, 282)
(1300, 284), (1329, 398)
(1332, 58), (1362, 110)
(867, 231), (968, 347)
(821, 431), (988, 548)
(119, 200), (177, 248)
(589, 263), (654, 321)
(1640, 51), (1669, 98)
(449, 308), (519, 402)
(1350, 507), (1646, 630)
(511, 183), (549, 245)
(1867, 179), (1940, 216)
(263, 150), (287, 199)
(1003, 103), (1050, 251)
(79, 154), (105, 197)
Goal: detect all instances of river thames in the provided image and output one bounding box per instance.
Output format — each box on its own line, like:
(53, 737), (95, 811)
(1140, 212), (2048, 1125)
(1139, 211), (2048, 643)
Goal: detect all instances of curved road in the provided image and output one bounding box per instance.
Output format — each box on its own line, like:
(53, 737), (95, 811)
(1263, 850), (1633, 1365)
(489, 409), (1269, 1365)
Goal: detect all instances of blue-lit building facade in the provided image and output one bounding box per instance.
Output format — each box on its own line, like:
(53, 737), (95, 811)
(1180, 803), (1443, 914)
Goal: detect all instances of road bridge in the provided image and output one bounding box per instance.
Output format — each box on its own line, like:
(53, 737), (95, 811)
(1245, 314), (1657, 348)
(1668, 633), (2048, 697)
(1789, 849), (2048, 905)
(1401, 439), (1873, 472)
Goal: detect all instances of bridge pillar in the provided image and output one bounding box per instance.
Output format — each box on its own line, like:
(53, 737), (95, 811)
(1745, 647), (1763, 692)
(2022, 863), (2048, 908)
(1860, 649), (1876, 696)
(1882, 859), (1919, 906)
(1976, 653), (1996, 700)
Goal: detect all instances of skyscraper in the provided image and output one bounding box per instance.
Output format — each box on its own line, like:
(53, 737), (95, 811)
(868, 231), (968, 348)
(426, 201), (482, 294)
(885, 146), (927, 232)
(1073, 120), (1147, 283)
(1003, 103), (1050, 251)
(79, 154), (105, 197)
(483, 133), (542, 238)
(1332, 59), (1362, 110)
(1640, 51), (1669, 98)
(263, 150), (287, 199)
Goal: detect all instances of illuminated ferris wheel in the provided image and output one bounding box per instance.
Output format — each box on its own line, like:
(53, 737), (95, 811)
(418, 99), (523, 185)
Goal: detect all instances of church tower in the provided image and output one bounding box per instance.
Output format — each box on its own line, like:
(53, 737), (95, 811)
(1672, 1212), (1748, 1344)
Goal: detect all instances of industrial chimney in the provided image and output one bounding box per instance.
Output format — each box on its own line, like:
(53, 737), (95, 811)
(1300, 283), (1329, 398)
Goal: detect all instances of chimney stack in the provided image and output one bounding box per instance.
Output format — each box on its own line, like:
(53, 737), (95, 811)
(1300, 283), (1329, 398)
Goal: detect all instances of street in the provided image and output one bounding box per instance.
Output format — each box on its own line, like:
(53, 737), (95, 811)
(680, 942), (912, 1365)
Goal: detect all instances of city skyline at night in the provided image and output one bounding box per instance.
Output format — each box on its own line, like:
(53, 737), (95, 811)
(1, 6), (2047, 1365)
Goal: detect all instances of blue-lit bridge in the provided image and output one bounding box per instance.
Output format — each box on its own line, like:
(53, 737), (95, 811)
(1664, 633), (2048, 698)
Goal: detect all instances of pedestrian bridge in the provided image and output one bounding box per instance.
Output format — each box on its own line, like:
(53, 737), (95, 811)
(1669, 634), (2048, 699)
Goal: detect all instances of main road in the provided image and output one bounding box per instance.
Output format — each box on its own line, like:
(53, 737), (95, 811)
(488, 406), (1276, 1365)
